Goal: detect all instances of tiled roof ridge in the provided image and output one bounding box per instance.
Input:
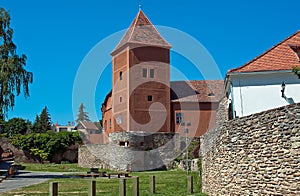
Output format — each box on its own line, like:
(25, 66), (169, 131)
(112, 10), (171, 55)
(136, 11), (171, 47)
(228, 30), (300, 73)
(127, 10), (141, 44)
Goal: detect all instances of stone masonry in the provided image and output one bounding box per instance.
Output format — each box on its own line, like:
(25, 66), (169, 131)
(201, 103), (300, 195)
(79, 132), (182, 171)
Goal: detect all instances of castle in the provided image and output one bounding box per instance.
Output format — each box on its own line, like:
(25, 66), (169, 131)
(101, 9), (223, 142)
(79, 9), (223, 171)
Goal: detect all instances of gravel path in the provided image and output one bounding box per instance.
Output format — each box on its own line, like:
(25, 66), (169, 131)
(0, 170), (76, 193)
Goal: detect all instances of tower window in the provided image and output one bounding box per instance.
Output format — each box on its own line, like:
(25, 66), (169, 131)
(150, 69), (155, 78)
(120, 97), (122, 102)
(176, 113), (184, 124)
(119, 71), (123, 80)
(148, 95), (153, 101)
(109, 119), (112, 128)
(142, 68), (147, 78)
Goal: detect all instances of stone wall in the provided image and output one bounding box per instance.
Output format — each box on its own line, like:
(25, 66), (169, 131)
(201, 103), (300, 195)
(78, 131), (186, 171)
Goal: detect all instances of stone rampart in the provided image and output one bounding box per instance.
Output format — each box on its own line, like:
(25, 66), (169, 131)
(201, 103), (300, 195)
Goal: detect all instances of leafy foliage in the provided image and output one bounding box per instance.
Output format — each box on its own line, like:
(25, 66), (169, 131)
(10, 131), (82, 162)
(76, 103), (90, 124)
(292, 66), (300, 78)
(4, 117), (31, 136)
(0, 8), (33, 119)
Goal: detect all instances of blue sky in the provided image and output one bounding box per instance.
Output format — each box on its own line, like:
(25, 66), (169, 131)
(1, 0), (300, 124)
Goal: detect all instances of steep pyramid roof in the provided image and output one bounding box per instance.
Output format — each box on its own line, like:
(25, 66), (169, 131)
(228, 30), (300, 73)
(112, 9), (171, 55)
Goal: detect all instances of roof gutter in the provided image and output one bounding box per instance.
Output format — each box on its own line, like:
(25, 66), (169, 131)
(227, 70), (292, 76)
(224, 70), (293, 94)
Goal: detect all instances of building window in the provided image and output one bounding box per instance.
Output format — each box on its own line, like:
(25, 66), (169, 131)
(117, 114), (122, 125)
(119, 141), (129, 147)
(109, 119), (112, 128)
(148, 95), (153, 102)
(120, 71), (123, 80)
(120, 96), (122, 102)
(104, 120), (107, 130)
(142, 68), (147, 78)
(176, 113), (184, 124)
(150, 69), (155, 78)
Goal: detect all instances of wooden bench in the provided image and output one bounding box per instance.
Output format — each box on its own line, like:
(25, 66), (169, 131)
(78, 173), (100, 178)
(106, 172), (130, 179)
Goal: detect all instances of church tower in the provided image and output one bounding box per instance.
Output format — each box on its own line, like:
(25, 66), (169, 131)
(111, 9), (171, 134)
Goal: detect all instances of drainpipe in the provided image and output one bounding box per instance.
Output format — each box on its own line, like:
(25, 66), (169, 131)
(229, 82), (236, 119)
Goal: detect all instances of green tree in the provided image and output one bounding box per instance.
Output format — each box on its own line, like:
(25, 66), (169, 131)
(76, 103), (90, 124)
(0, 118), (6, 136)
(10, 131), (82, 163)
(292, 66), (300, 79)
(0, 8), (33, 119)
(32, 114), (41, 133)
(39, 106), (51, 133)
(32, 107), (51, 133)
(4, 117), (31, 137)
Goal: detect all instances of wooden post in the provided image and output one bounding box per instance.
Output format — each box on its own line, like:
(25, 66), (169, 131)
(49, 182), (58, 196)
(150, 175), (155, 194)
(119, 178), (126, 196)
(188, 176), (193, 194)
(88, 180), (96, 196)
(133, 177), (139, 196)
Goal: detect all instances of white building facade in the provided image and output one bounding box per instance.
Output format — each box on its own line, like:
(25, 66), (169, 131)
(225, 31), (300, 118)
(226, 71), (300, 118)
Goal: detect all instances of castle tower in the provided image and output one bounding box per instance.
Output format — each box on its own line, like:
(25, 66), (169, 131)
(110, 9), (171, 134)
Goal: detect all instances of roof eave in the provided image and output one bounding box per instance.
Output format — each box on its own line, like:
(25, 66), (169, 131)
(111, 42), (172, 56)
(226, 70), (292, 76)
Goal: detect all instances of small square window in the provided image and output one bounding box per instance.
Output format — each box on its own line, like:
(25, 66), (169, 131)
(143, 68), (147, 78)
(150, 69), (154, 78)
(148, 95), (153, 101)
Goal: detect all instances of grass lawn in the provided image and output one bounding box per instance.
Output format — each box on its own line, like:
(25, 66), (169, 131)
(18, 162), (90, 172)
(1, 163), (208, 196)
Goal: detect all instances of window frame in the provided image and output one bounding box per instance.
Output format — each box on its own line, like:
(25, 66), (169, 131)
(148, 95), (153, 102)
(150, 69), (155, 78)
(176, 112), (184, 124)
(142, 68), (147, 78)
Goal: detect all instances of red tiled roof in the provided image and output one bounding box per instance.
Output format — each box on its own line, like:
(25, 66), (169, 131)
(112, 10), (171, 55)
(79, 121), (99, 130)
(171, 80), (224, 103)
(228, 30), (300, 73)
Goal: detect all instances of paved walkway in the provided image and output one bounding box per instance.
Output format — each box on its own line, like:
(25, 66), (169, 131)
(0, 170), (76, 193)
